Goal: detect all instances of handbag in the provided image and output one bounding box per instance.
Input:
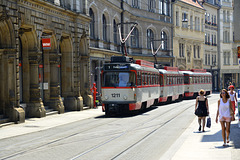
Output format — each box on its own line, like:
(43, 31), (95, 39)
(206, 116), (211, 128)
(195, 108), (202, 116)
(229, 100), (235, 121)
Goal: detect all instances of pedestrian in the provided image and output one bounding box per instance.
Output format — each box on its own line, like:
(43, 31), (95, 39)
(195, 89), (209, 132)
(227, 82), (232, 90)
(215, 89), (234, 146)
(228, 85), (237, 119)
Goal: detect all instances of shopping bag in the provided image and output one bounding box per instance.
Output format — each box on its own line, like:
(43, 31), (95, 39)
(206, 116), (211, 128)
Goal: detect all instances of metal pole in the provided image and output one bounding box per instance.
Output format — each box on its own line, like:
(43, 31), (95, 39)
(121, 0), (124, 55)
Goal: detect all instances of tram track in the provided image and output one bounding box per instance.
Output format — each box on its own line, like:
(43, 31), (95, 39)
(0, 95), (219, 160)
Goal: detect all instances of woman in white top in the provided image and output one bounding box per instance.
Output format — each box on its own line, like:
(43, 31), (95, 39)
(216, 89), (234, 146)
(228, 85), (237, 117)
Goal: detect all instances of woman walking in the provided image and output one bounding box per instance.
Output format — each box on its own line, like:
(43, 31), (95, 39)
(216, 89), (234, 146)
(228, 85), (237, 118)
(195, 89), (209, 132)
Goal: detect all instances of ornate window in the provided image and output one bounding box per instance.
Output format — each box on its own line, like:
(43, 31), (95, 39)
(147, 29), (154, 49)
(113, 20), (118, 44)
(132, 0), (139, 8)
(149, 0), (156, 12)
(103, 15), (107, 41)
(131, 27), (139, 48)
(179, 43), (184, 57)
(161, 31), (167, 50)
(89, 8), (95, 39)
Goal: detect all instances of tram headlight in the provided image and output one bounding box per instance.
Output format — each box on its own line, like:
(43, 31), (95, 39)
(123, 95), (127, 100)
(105, 95), (109, 100)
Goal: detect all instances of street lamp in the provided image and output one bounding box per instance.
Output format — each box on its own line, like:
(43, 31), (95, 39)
(210, 61), (216, 91)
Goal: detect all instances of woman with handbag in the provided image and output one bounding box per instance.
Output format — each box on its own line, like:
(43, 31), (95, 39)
(216, 89), (235, 146)
(195, 89), (209, 132)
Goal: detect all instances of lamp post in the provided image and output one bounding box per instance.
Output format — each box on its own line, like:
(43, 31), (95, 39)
(210, 61), (216, 91)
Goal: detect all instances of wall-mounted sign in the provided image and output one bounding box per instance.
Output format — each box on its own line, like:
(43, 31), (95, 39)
(42, 38), (51, 50)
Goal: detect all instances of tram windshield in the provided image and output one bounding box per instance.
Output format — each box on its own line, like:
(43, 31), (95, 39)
(102, 72), (136, 87)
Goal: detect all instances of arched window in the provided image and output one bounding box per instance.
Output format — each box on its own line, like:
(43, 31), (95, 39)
(113, 20), (118, 44)
(147, 29), (154, 49)
(103, 14), (107, 41)
(131, 27), (139, 48)
(89, 8), (95, 39)
(161, 31), (167, 50)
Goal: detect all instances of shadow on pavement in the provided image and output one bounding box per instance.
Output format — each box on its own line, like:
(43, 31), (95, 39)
(201, 130), (223, 142)
(230, 123), (240, 149)
(200, 123), (240, 149)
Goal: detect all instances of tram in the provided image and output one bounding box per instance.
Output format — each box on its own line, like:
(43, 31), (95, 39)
(101, 56), (212, 116)
(101, 56), (160, 116)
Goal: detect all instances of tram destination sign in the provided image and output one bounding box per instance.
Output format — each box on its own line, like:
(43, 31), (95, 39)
(104, 64), (130, 70)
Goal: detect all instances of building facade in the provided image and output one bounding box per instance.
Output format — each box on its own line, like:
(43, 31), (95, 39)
(218, 0), (239, 89)
(0, 0), (93, 123)
(233, 0), (240, 89)
(172, 0), (205, 70)
(88, 0), (174, 94)
(201, 0), (220, 92)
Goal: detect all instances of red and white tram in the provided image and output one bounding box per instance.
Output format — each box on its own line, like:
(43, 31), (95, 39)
(180, 69), (212, 98)
(158, 67), (184, 103)
(101, 56), (160, 116)
(101, 56), (212, 116)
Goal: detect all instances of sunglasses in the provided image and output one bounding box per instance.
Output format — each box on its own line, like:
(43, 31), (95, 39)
(221, 92), (226, 94)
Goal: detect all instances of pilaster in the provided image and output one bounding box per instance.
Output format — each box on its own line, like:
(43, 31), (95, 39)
(49, 54), (64, 113)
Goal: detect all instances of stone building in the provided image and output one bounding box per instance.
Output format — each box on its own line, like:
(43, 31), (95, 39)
(0, 0), (93, 123)
(172, 0), (205, 70)
(233, 0), (240, 89)
(87, 0), (174, 94)
(217, 0), (239, 89)
(201, 0), (220, 92)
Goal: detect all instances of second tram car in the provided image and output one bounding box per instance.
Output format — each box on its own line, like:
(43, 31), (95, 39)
(158, 67), (184, 103)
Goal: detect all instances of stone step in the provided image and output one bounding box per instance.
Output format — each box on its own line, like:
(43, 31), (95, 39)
(83, 106), (91, 110)
(0, 121), (14, 128)
(46, 110), (58, 116)
(0, 117), (11, 125)
(45, 106), (58, 116)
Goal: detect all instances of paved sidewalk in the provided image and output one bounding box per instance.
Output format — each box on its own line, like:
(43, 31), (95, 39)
(0, 107), (104, 140)
(164, 103), (240, 160)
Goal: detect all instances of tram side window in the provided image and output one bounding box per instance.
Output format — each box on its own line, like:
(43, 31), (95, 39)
(160, 75), (163, 85)
(137, 72), (141, 86)
(202, 76), (204, 83)
(142, 72), (144, 85)
(169, 76), (172, 85)
(172, 76), (175, 85)
(184, 76), (189, 84)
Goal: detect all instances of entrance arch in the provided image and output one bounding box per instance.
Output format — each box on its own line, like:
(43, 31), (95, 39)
(19, 28), (46, 117)
(0, 18), (16, 117)
(59, 36), (73, 97)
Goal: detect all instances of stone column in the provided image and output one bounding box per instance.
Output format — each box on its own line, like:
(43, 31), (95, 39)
(27, 56), (46, 118)
(49, 55), (64, 113)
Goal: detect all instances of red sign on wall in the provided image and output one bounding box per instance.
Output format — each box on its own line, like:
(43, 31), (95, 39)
(42, 38), (51, 50)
